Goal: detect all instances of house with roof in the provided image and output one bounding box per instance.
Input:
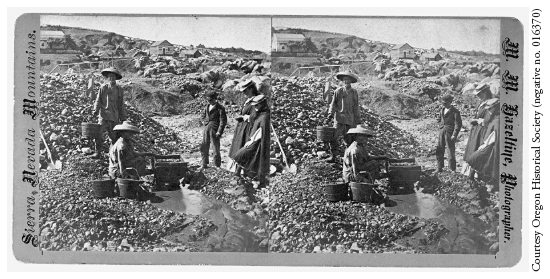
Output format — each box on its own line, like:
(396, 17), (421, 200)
(40, 30), (66, 49)
(272, 33), (307, 53)
(420, 52), (443, 62)
(390, 43), (415, 59)
(179, 49), (202, 58)
(149, 40), (175, 56)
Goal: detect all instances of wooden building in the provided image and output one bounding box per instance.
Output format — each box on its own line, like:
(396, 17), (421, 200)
(179, 49), (202, 58)
(272, 33), (307, 53)
(40, 30), (66, 49)
(421, 52), (443, 62)
(390, 43), (415, 60)
(149, 40), (175, 56)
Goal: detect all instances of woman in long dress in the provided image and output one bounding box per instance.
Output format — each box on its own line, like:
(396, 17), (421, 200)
(228, 79), (259, 175)
(462, 83), (493, 180)
(466, 98), (500, 187)
(231, 95), (271, 187)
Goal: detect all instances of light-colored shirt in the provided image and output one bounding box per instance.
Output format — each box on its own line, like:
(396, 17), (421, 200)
(329, 86), (361, 126)
(342, 141), (379, 183)
(94, 83), (126, 122)
(108, 137), (139, 178)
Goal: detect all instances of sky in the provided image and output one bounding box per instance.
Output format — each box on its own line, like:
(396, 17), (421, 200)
(41, 15), (500, 54)
(41, 15), (272, 53)
(273, 17), (501, 54)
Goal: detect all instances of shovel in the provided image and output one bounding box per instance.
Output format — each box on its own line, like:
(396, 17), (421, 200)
(39, 129), (62, 170)
(270, 123), (297, 174)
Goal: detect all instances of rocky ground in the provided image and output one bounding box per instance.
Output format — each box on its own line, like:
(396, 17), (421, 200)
(267, 71), (499, 254)
(38, 54), (501, 254)
(38, 69), (270, 252)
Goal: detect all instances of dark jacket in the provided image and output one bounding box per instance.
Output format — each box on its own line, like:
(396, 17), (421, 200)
(203, 102), (227, 135)
(438, 105), (462, 138)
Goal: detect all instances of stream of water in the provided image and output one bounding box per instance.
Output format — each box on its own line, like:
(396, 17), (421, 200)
(150, 187), (263, 252)
(387, 191), (494, 254)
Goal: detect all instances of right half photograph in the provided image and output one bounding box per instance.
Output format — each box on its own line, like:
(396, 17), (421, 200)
(268, 17), (502, 254)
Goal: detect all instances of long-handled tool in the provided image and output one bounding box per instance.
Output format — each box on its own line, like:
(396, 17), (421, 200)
(39, 129), (62, 170)
(271, 123), (297, 174)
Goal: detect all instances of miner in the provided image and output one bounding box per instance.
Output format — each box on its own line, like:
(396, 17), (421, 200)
(342, 125), (389, 183)
(326, 70), (362, 163)
(436, 94), (462, 173)
(90, 67), (126, 159)
(200, 91), (227, 170)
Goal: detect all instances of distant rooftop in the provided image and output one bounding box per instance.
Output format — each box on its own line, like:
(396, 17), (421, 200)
(273, 33), (306, 42)
(391, 43), (412, 50)
(40, 30), (65, 39)
(180, 49), (200, 54)
(422, 53), (441, 58)
(151, 40), (173, 47)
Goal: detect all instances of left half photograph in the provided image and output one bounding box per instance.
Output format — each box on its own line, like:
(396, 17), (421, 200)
(38, 15), (272, 253)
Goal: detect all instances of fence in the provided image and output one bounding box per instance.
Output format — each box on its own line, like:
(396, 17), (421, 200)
(47, 58), (134, 74)
(288, 61), (374, 78)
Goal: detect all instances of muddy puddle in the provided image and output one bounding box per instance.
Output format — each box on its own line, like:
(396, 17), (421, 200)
(386, 190), (495, 254)
(150, 187), (265, 252)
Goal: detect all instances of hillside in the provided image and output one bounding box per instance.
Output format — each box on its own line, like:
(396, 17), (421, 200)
(274, 27), (393, 60)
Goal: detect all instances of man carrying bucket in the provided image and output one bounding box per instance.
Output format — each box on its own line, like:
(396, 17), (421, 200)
(90, 67), (126, 159)
(326, 70), (362, 163)
(342, 125), (389, 183)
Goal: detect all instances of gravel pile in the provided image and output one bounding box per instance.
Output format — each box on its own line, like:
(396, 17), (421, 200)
(270, 76), (420, 165)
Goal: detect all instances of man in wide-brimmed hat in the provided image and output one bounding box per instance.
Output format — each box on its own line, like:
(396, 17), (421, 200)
(200, 90), (227, 170)
(342, 125), (389, 183)
(108, 121), (156, 179)
(91, 67), (126, 159)
(436, 94), (462, 173)
(326, 70), (362, 163)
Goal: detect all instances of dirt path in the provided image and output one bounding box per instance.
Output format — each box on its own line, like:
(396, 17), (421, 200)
(153, 114), (238, 167)
(389, 115), (473, 172)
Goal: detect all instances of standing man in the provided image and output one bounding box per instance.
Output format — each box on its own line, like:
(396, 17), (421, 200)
(200, 91), (227, 170)
(90, 67), (126, 159)
(326, 70), (362, 163)
(436, 94), (462, 173)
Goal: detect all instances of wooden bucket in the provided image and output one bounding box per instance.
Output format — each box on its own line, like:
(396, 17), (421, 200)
(325, 182), (349, 202)
(316, 126), (335, 142)
(91, 179), (115, 198)
(349, 182), (376, 203)
(116, 178), (142, 199)
(81, 122), (101, 138)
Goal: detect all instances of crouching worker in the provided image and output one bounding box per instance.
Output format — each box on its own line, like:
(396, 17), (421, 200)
(108, 121), (157, 179)
(200, 91), (227, 170)
(342, 125), (389, 183)
(231, 95), (271, 188)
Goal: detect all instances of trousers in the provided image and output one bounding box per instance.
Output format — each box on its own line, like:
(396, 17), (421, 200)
(201, 125), (221, 167)
(95, 119), (117, 152)
(329, 123), (352, 157)
(436, 128), (456, 171)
